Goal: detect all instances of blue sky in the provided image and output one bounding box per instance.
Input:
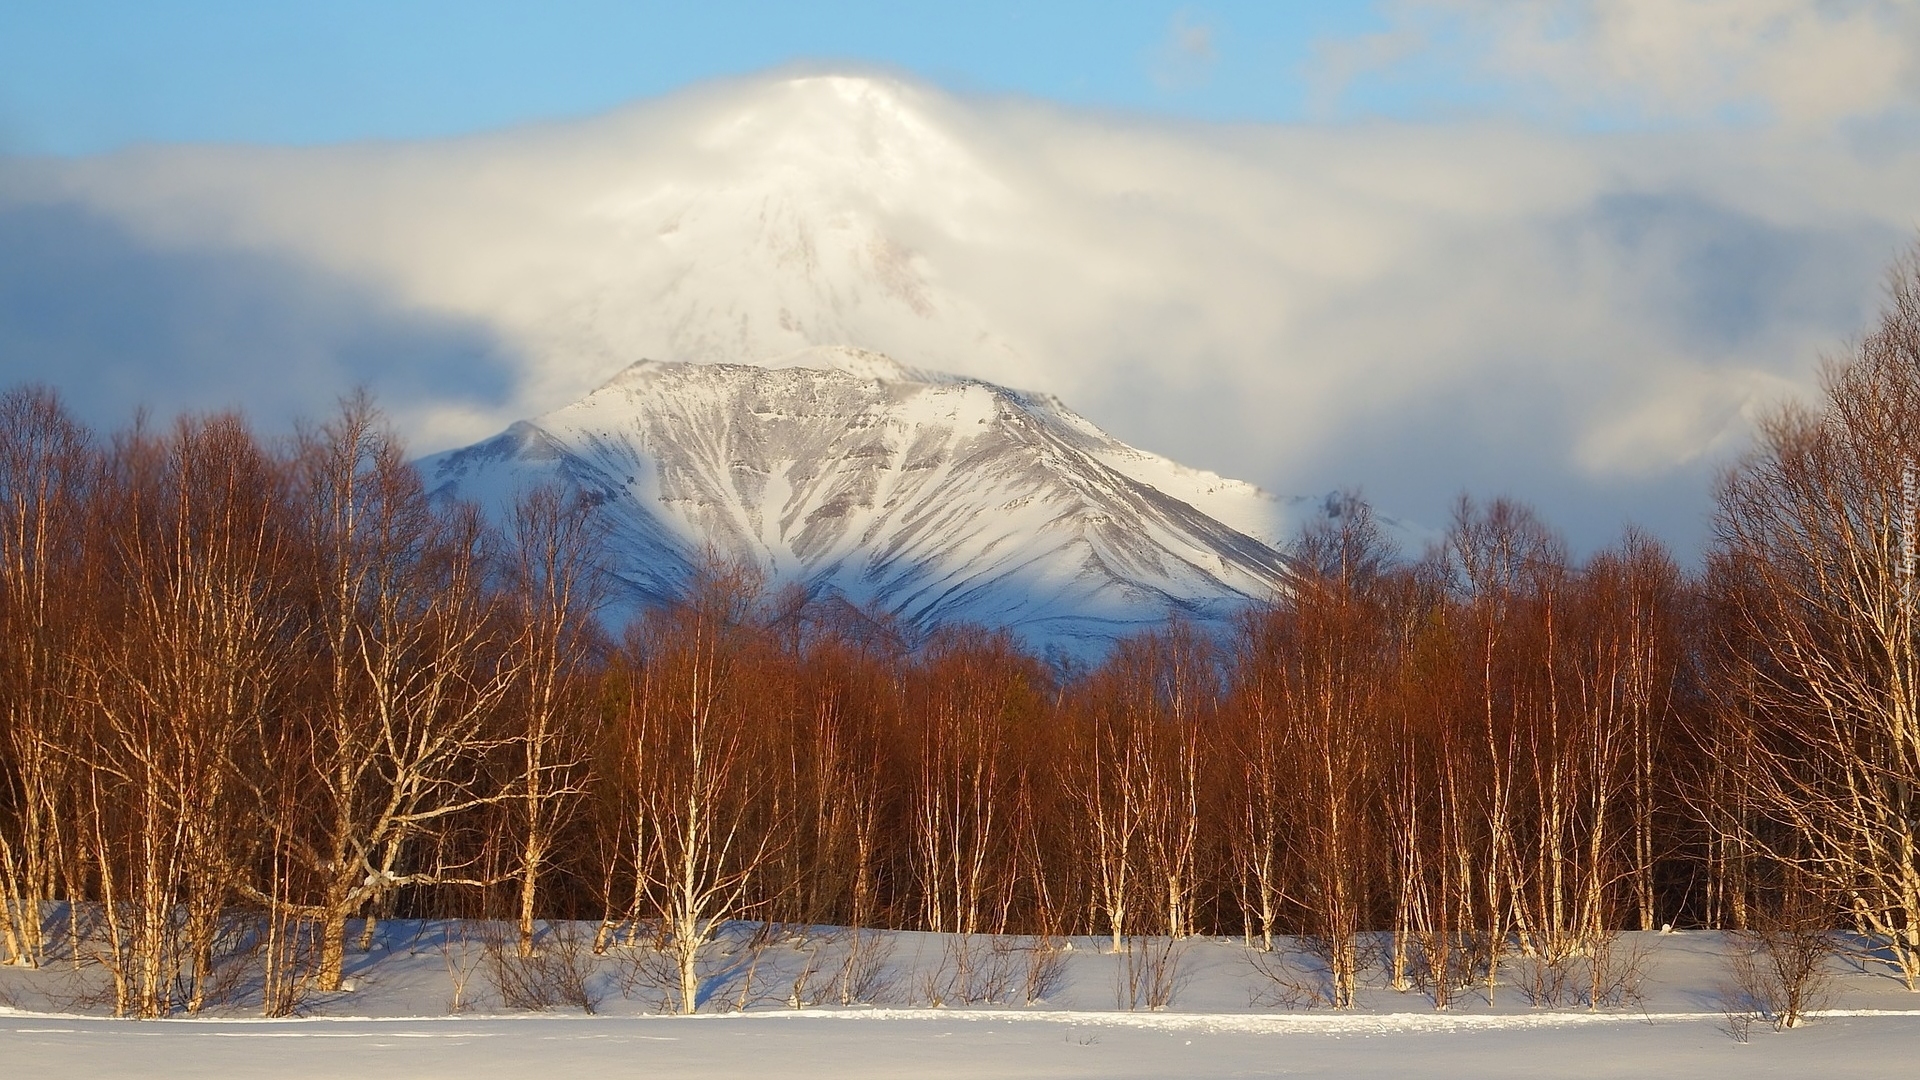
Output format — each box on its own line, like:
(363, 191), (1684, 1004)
(0, 2), (1409, 155)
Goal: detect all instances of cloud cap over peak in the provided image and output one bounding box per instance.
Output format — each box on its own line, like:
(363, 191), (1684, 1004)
(2, 57), (1913, 559)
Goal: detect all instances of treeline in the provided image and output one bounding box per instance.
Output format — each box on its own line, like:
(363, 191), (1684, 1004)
(0, 386), (1734, 1016)
(4, 257), (1920, 1017)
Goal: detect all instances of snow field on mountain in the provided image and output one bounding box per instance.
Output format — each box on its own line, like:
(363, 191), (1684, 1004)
(4, 925), (1919, 1078)
(421, 349), (1302, 654)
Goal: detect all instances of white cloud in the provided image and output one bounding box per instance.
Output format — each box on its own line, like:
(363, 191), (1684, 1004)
(1319, 0), (1920, 129)
(1151, 8), (1219, 91)
(0, 64), (1914, 556)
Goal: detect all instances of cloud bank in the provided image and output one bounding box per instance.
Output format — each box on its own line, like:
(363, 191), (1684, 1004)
(1319, 0), (1920, 129)
(1, 4), (1916, 557)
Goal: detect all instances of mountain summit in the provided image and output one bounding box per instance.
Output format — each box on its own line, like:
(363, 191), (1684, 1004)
(523, 75), (1034, 395)
(422, 347), (1298, 655)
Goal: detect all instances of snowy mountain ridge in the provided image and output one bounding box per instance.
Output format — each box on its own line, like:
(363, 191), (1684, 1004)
(422, 346), (1302, 654)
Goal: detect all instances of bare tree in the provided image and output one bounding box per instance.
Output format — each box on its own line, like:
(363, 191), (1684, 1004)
(621, 562), (784, 1013)
(77, 414), (295, 1015)
(1224, 617), (1292, 953)
(1063, 662), (1147, 952)
(0, 387), (92, 969)
(1711, 247), (1920, 987)
(1136, 623), (1212, 941)
(1446, 497), (1570, 993)
(908, 629), (1035, 937)
(1607, 531), (1687, 932)
(1273, 498), (1393, 1006)
(502, 484), (602, 956)
(271, 397), (519, 992)
(788, 635), (892, 934)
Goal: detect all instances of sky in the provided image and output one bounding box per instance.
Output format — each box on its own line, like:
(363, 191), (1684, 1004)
(0, 3), (1392, 154)
(3, 1), (1919, 558)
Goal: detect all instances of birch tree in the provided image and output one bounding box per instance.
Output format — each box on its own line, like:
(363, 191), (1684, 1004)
(1278, 500), (1393, 1006)
(909, 629), (1035, 936)
(1712, 250), (1920, 986)
(625, 563), (782, 1014)
(0, 387), (91, 969)
(502, 484), (601, 956)
(273, 398), (518, 991)
(78, 414), (294, 1016)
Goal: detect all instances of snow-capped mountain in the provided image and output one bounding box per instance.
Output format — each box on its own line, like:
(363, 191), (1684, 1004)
(422, 346), (1299, 655)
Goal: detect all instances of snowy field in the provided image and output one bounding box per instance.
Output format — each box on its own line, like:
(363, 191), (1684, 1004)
(4, 925), (1920, 1078)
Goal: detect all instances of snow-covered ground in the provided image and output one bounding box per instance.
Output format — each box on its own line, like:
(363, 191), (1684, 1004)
(4, 924), (1919, 1077)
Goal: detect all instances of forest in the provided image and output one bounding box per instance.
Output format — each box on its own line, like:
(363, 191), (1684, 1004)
(3, 256), (1919, 1021)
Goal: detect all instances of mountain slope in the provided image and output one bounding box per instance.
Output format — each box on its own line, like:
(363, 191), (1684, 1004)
(422, 347), (1297, 654)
